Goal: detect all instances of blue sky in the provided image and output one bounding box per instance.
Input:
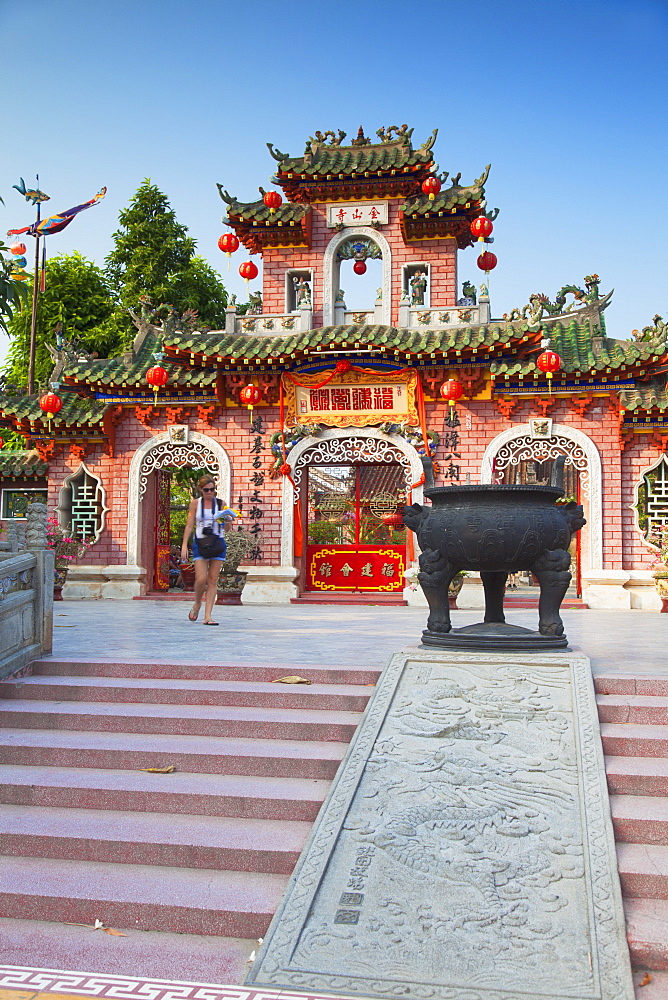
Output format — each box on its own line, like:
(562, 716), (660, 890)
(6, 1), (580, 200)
(1, 0), (666, 364)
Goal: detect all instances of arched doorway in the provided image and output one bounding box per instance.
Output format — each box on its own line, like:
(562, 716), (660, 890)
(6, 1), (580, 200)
(322, 227), (392, 326)
(481, 423), (602, 594)
(281, 429), (424, 595)
(126, 430), (231, 591)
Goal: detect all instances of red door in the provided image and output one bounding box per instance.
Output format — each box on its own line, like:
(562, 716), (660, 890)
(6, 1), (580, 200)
(154, 470), (171, 591)
(305, 463), (406, 593)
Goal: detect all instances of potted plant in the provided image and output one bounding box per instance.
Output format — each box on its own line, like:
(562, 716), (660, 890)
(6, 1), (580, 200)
(648, 524), (668, 612)
(217, 527), (259, 605)
(448, 571), (467, 609)
(46, 515), (92, 600)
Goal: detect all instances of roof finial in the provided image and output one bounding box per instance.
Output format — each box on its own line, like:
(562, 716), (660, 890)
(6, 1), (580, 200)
(351, 126), (370, 147)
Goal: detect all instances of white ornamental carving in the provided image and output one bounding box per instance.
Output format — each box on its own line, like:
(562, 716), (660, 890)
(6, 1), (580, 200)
(292, 437), (410, 496)
(138, 441), (220, 500)
(493, 434), (590, 498)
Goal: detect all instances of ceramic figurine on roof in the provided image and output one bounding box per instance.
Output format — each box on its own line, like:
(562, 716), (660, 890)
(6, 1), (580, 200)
(1, 121), (668, 612)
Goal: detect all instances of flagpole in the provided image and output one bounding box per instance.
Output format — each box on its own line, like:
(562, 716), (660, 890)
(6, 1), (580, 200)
(27, 175), (41, 396)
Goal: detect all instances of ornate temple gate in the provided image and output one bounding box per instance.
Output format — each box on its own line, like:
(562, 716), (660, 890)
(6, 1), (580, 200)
(293, 436), (412, 594)
(492, 431), (590, 596)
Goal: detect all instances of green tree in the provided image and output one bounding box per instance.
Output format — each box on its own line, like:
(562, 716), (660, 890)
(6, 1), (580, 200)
(2, 252), (115, 390)
(105, 180), (228, 341)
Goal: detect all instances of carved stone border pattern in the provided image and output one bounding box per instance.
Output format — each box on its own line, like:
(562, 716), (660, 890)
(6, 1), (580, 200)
(138, 441), (220, 501)
(493, 434), (590, 497)
(247, 651), (633, 1000)
(0, 967), (354, 1000)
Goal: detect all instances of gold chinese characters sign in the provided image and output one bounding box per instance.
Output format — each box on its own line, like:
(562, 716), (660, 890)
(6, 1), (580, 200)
(282, 369), (418, 429)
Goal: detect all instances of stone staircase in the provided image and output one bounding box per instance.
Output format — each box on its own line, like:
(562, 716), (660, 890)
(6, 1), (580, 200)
(597, 674), (668, 998)
(0, 657), (378, 981)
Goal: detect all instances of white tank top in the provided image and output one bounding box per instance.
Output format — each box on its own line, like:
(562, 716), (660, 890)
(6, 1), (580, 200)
(195, 497), (224, 538)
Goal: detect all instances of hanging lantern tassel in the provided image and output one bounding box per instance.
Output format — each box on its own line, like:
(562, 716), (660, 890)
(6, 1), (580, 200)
(239, 260), (259, 284)
(536, 350), (562, 396)
(146, 365), (169, 406)
(239, 383), (263, 424)
(39, 391), (63, 433)
(218, 233), (239, 271)
(440, 378), (464, 414)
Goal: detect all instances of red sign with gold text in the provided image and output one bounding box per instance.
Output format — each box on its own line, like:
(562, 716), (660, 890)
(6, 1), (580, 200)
(306, 546), (405, 592)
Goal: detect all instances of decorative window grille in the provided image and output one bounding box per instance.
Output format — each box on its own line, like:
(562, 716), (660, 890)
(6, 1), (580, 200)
(58, 463), (108, 541)
(637, 458), (668, 538)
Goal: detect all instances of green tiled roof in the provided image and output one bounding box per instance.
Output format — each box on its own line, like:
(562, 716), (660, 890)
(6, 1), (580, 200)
(0, 391), (107, 428)
(620, 380), (668, 412)
(402, 166), (490, 216)
(0, 449), (48, 478)
(66, 328), (217, 391)
(490, 319), (663, 377)
(222, 195), (309, 226)
(167, 321), (533, 362)
(272, 135), (435, 178)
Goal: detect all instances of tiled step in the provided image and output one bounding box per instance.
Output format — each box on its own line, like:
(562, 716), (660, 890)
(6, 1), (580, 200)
(0, 674), (372, 711)
(0, 763), (330, 820)
(29, 658), (381, 685)
(625, 898), (668, 971)
(617, 843), (668, 899)
(0, 915), (256, 981)
(597, 695), (668, 726)
(601, 723), (668, 758)
(606, 756), (668, 797)
(596, 675), (668, 698)
(0, 803), (310, 874)
(0, 699), (363, 741)
(0, 729), (348, 778)
(0, 854), (286, 938)
(611, 794), (668, 845)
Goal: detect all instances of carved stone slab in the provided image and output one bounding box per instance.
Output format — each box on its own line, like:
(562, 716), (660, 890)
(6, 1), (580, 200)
(247, 651), (633, 1000)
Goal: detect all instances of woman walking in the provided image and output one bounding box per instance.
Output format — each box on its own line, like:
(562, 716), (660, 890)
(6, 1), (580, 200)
(181, 475), (237, 625)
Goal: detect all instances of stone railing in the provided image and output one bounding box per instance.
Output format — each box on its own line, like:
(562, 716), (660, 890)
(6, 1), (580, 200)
(400, 300), (491, 329)
(229, 305), (313, 336)
(0, 503), (54, 679)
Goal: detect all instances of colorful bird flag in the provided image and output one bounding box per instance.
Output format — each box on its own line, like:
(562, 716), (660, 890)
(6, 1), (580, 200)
(7, 187), (107, 238)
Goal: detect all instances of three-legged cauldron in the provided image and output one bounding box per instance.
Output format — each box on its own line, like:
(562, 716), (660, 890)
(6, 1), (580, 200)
(403, 480), (586, 651)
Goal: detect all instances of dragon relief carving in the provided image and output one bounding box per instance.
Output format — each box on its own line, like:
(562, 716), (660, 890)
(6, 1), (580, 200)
(503, 275), (602, 324)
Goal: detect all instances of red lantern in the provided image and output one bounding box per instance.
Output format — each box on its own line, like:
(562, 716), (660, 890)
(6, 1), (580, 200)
(146, 365), (169, 404)
(263, 190), (282, 214)
(353, 260), (367, 275)
(0, 435), (4, 449)
(39, 392), (63, 428)
(239, 260), (259, 283)
(335, 359), (352, 373)
(470, 217), (493, 239)
(422, 176), (441, 201)
(239, 383), (263, 423)
(440, 379), (464, 408)
(536, 350), (561, 394)
(382, 510), (406, 530)
(477, 251), (497, 272)
(10, 242), (27, 255)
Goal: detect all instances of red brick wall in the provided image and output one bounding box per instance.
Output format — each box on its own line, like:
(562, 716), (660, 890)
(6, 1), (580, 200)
(41, 396), (658, 578)
(261, 200), (458, 326)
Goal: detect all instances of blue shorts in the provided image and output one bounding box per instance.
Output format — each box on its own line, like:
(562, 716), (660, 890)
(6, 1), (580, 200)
(191, 536), (227, 561)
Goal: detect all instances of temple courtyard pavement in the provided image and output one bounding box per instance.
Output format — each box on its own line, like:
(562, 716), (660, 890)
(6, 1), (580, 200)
(1, 601), (667, 1000)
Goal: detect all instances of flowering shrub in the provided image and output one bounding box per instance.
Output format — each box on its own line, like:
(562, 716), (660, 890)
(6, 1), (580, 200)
(647, 523), (668, 563)
(46, 516), (92, 572)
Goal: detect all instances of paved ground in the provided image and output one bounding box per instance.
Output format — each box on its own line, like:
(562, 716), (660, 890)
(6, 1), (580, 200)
(48, 600), (668, 677)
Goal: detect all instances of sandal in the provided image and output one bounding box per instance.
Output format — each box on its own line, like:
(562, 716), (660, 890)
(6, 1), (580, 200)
(188, 606), (200, 622)
(203, 620), (219, 626)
